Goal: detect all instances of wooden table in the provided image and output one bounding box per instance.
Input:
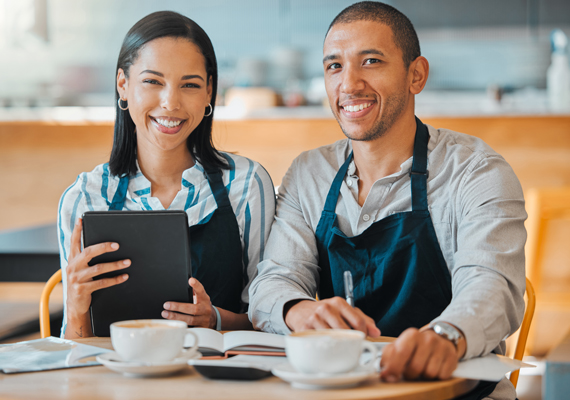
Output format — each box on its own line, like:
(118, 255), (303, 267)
(0, 337), (478, 400)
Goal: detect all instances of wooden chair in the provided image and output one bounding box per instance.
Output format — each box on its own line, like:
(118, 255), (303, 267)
(509, 277), (536, 388)
(39, 269), (62, 338)
(524, 187), (570, 356)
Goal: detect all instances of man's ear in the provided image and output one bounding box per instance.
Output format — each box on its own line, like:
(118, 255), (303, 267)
(117, 68), (128, 99)
(409, 56), (429, 95)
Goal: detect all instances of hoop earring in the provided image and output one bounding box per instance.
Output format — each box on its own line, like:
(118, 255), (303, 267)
(118, 98), (129, 111)
(204, 103), (213, 117)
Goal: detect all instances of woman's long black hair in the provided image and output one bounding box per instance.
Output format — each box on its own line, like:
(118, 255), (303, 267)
(109, 11), (227, 177)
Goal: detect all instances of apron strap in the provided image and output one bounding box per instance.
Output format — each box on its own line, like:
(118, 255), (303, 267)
(109, 175), (129, 211)
(205, 169), (231, 209)
(410, 118), (429, 212)
(323, 152), (353, 213)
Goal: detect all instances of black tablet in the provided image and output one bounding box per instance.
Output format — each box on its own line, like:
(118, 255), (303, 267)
(82, 210), (192, 337)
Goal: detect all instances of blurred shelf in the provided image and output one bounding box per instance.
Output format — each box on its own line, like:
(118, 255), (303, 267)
(1, 90), (569, 124)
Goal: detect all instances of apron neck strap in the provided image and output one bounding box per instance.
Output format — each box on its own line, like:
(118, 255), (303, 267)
(323, 117), (430, 214)
(410, 118), (429, 211)
(205, 168), (231, 209)
(323, 152), (353, 213)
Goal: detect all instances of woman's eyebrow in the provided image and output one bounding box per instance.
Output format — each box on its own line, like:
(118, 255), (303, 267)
(139, 70), (204, 82)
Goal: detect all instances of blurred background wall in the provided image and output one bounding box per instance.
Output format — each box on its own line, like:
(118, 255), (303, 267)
(0, 0), (569, 108)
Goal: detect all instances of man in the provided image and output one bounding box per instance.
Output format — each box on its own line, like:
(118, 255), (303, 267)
(249, 2), (526, 398)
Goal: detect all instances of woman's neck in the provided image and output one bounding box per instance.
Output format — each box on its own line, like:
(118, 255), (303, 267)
(136, 143), (195, 208)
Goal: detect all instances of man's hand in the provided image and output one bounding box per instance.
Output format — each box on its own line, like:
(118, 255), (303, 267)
(380, 327), (465, 382)
(284, 297), (380, 337)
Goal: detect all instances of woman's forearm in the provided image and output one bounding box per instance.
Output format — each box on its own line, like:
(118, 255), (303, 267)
(63, 311), (94, 339)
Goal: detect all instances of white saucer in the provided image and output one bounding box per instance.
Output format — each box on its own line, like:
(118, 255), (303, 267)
(271, 362), (377, 390)
(96, 351), (202, 378)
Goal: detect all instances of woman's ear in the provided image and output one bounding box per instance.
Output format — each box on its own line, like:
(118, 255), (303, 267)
(116, 68), (128, 99)
(207, 75), (213, 105)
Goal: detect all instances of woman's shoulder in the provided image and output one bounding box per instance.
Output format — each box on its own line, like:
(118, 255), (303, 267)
(59, 163), (121, 206)
(219, 152), (272, 182)
(218, 152), (274, 199)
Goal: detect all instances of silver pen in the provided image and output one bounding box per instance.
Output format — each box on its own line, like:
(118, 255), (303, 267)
(343, 270), (354, 307)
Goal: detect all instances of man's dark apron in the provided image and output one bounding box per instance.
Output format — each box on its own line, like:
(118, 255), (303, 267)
(111, 168), (243, 313)
(316, 118), (497, 398)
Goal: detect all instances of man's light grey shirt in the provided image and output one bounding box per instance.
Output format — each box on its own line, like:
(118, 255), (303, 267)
(249, 124), (527, 361)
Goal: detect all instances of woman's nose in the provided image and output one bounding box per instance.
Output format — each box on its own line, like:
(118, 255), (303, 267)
(160, 86), (181, 111)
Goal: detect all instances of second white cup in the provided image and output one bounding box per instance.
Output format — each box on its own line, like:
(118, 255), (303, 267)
(285, 329), (377, 375)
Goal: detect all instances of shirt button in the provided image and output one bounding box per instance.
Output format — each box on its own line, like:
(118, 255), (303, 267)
(362, 214), (370, 222)
(347, 179), (353, 187)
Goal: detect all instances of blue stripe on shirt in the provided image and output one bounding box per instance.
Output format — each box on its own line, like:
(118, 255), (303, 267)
(69, 192), (84, 242)
(254, 172), (266, 261)
(81, 173), (94, 212)
(101, 163), (111, 206)
(222, 153), (236, 192)
(184, 183), (196, 211)
(236, 159), (254, 215)
(140, 197), (152, 210)
(134, 188), (151, 196)
(58, 176), (80, 262)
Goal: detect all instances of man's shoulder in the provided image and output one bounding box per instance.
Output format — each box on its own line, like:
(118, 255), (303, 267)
(428, 125), (501, 160)
(292, 139), (350, 171)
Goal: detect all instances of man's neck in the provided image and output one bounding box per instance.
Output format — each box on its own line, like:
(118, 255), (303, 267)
(352, 115), (417, 206)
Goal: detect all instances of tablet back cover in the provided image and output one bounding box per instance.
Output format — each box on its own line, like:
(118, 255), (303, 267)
(82, 211), (192, 337)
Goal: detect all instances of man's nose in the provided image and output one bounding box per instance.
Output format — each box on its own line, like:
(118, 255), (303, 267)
(340, 65), (365, 94)
(160, 86), (181, 111)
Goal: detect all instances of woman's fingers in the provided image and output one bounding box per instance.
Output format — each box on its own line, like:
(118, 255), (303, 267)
(84, 273), (129, 293)
(79, 259), (131, 282)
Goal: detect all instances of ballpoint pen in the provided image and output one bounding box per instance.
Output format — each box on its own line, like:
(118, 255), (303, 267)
(343, 270), (354, 307)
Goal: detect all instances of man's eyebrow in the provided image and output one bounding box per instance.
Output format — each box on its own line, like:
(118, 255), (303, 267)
(360, 49), (385, 57)
(322, 54), (338, 64)
(139, 70), (205, 81)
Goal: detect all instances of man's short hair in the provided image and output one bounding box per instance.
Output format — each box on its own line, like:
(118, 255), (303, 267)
(327, 1), (421, 69)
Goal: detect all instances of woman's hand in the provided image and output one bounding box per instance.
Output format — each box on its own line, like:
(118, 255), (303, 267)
(162, 278), (217, 329)
(65, 218), (131, 325)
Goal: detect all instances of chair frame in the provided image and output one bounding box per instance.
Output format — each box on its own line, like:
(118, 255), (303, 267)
(40, 269), (62, 338)
(509, 277), (536, 388)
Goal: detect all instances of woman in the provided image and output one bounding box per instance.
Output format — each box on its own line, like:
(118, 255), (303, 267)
(57, 11), (275, 338)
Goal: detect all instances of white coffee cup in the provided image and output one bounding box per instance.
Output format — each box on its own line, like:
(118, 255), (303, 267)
(110, 319), (199, 363)
(285, 329), (377, 375)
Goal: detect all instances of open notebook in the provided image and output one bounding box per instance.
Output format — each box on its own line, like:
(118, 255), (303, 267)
(184, 328), (286, 358)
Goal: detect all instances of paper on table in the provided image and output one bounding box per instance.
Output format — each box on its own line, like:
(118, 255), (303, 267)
(452, 354), (535, 381)
(0, 337), (112, 374)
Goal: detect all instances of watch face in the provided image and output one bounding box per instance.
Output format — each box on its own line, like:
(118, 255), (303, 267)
(433, 322), (460, 343)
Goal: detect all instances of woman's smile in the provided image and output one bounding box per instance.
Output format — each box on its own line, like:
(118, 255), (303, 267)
(150, 116), (187, 134)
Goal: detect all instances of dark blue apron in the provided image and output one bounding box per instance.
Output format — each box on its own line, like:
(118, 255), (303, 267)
(316, 118), (497, 398)
(110, 168), (243, 313)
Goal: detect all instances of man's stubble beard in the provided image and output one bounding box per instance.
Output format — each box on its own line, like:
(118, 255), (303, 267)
(336, 90), (407, 142)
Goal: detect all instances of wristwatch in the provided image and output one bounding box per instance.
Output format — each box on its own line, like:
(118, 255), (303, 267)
(428, 321), (463, 348)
